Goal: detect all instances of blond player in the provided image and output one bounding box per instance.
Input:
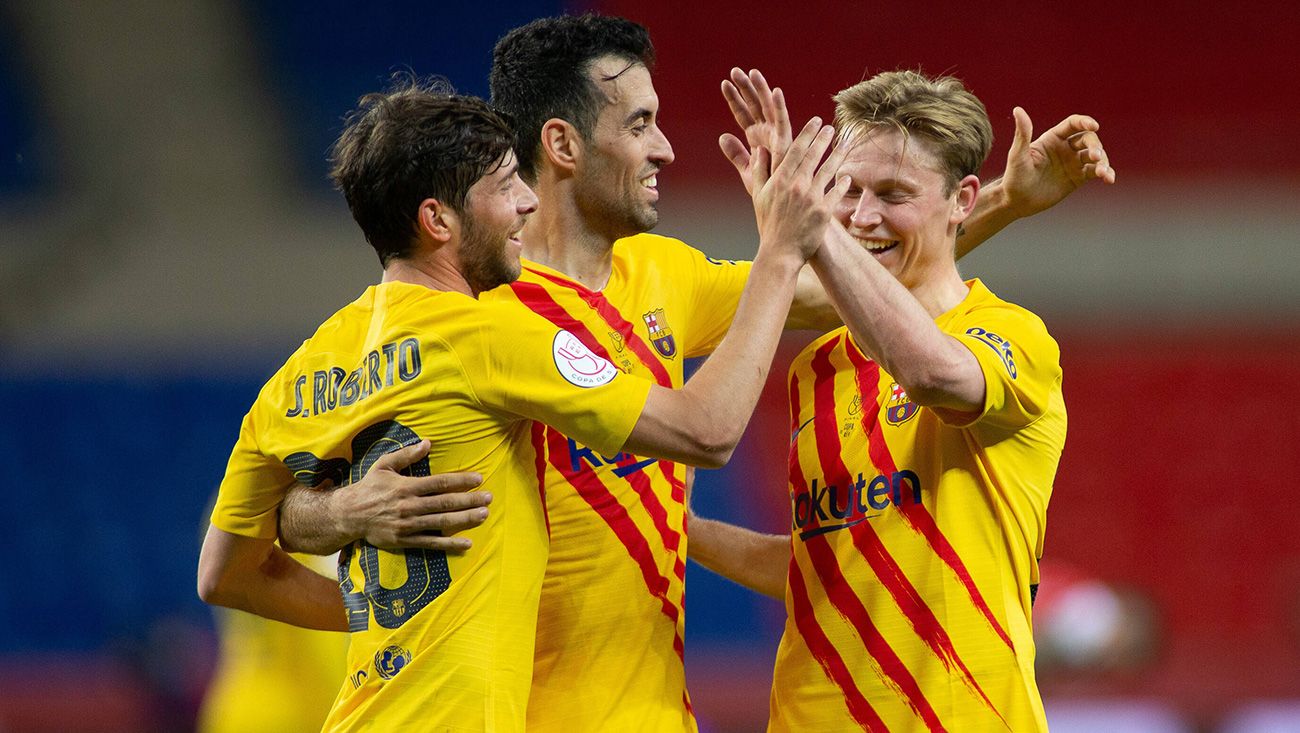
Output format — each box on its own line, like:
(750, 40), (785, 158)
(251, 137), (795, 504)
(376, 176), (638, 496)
(694, 70), (1077, 731)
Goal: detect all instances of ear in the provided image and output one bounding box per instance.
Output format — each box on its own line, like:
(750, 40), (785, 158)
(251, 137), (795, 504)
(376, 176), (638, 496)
(417, 198), (456, 244)
(949, 174), (980, 226)
(540, 118), (583, 174)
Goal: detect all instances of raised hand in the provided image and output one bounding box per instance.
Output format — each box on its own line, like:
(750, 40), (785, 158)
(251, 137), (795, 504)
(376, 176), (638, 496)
(719, 68), (793, 195)
(750, 117), (853, 262)
(999, 107), (1116, 217)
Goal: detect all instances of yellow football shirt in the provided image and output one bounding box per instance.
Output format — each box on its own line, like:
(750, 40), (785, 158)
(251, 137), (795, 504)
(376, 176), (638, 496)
(483, 233), (752, 732)
(770, 279), (1065, 732)
(198, 554), (348, 733)
(211, 281), (652, 733)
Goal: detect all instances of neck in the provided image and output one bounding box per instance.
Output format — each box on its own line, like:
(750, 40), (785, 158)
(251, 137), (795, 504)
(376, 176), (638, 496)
(520, 174), (617, 290)
(906, 256), (970, 318)
(381, 249), (475, 297)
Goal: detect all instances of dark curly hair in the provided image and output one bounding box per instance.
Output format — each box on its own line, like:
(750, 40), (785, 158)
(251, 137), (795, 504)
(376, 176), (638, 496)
(490, 14), (655, 182)
(330, 76), (515, 265)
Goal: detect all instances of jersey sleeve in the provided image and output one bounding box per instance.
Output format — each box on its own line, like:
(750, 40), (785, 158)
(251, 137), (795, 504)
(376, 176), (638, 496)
(210, 405), (296, 539)
(466, 305), (653, 458)
(678, 246), (753, 359)
(946, 306), (1062, 430)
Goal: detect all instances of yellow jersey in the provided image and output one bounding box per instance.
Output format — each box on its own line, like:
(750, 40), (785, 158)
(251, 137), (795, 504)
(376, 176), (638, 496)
(211, 281), (651, 733)
(770, 279), (1065, 732)
(483, 234), (751, 732)
(197, 554), (348, 733)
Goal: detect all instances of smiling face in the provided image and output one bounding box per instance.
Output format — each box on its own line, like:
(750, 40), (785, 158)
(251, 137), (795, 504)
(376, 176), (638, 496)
(833, 128), (977, 293)
(571, 55), (675, 240)
(458, 150), (539, 293)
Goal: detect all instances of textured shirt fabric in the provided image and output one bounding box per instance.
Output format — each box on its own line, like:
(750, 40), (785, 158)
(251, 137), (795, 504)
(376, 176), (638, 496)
(211, 281), (651, 733)
(484, 233), (752, 732)
(770, 279), (1066, 732)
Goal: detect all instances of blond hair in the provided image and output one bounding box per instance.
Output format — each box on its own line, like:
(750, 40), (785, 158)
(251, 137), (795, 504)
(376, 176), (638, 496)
(833, 70), (992, 194)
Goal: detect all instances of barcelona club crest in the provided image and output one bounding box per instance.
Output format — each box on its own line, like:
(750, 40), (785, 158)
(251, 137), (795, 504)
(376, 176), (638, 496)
(885, 382), (919, 426)
(642, 308), (677, 359)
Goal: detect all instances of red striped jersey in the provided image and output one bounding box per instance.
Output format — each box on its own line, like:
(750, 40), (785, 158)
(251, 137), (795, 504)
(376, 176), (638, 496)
(769, 279), (1066, 732)
(483, 233), (752, 732)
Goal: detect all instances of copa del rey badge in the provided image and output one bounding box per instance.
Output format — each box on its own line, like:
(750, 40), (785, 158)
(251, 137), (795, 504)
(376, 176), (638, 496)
(553, 330), (619, 387)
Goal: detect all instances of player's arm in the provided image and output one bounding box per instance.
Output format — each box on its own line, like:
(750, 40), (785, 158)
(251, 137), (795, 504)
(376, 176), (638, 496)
(197, 524), (347, 631)
(688, 513), (788, 600)
(622, 118), (851, 467)
(957, 107), (1115, 257)
(278, 440), (490, 555)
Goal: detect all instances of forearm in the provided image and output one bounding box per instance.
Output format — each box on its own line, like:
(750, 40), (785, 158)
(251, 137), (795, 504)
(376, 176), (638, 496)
(785, 263), (841, 331)
(279, 484), (357, 554)
(689, 515), (789, 600)
(625, 247), (802, 466)
(811, 229), (975, 404)
(955, 179), (1017, 259)
(198, 525), (347, 631)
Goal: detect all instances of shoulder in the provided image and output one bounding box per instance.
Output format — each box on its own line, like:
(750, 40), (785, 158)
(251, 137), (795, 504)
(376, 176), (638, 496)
(951, 280), (1054, 343)
(613, 232), (712, 265)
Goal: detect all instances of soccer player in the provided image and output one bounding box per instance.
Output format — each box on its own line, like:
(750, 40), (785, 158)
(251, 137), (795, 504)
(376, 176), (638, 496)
(196, 80), (848, 732)
(695, 70), (1071, 731)
(277, 15), (1114, 733)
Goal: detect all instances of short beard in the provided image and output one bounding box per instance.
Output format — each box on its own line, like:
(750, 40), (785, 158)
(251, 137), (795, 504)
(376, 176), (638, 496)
(460, 216), (520, 295)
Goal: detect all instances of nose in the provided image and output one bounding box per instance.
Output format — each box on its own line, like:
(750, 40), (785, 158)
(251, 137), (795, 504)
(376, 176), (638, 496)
(650, 125), (675, 168)
(848, 195), (882, 231)
(518, 181), (539, 215)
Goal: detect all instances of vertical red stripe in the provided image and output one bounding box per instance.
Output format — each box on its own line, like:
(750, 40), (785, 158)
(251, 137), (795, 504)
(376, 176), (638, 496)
(787, 557), (890, 733)
(531, 420), (551, 537)
(789, 364), (891, 728)
(843, 339), (1016, 653)
(542, 426), (686, 661)
(804, 340), (946, 730)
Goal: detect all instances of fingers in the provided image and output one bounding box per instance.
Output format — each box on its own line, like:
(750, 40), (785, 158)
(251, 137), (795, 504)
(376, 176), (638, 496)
(382, 533), (474, 554)
(404, 499), (490, 536)
(812, 132), (853, 195)
(369, 439), (431, 474)
(719, 132), (751, 174)
(775, 117), (833, 183)
(722, 77), (754, 129)
(412, 471), (484, 496)
(1046, 113), (1101, 140)
(370, 492), (492, 552)
(750, 145), (772, 191)
(750, 70), (783, 137)
(1010, 106), (1033, 160)
(1068, 129), (1116, 183)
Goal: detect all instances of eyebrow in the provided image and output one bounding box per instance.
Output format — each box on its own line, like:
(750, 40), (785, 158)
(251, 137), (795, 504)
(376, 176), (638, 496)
(622, 107), (653, 127)
(495, 161), (519, 181)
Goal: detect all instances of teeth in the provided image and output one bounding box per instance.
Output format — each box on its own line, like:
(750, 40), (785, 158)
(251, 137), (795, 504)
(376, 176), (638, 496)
(854, 237), (897, 252)
(641, 175), (657, 188)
